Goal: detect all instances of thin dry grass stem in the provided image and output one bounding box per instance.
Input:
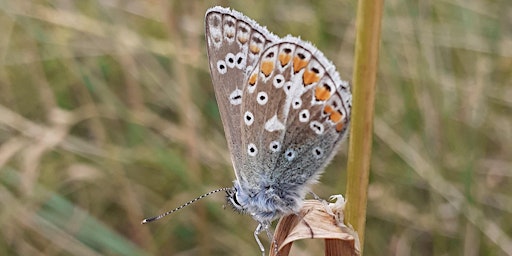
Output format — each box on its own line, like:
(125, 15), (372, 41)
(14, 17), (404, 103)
(345, 0), (384, 253)
(270, 196), (360, 256)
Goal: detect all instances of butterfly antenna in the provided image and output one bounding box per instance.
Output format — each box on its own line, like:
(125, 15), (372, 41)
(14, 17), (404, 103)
(141, 187), (232, 224)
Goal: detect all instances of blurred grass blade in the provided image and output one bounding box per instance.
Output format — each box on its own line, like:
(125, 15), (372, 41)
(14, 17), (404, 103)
(1, 169), (148, 256)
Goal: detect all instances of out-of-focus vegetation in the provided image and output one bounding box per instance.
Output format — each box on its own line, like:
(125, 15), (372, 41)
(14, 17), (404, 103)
(0, 1), (510, 255)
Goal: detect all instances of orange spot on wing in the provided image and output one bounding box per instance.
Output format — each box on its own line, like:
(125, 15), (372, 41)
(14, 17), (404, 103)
(336, 122), (345, 132)
(330, 110), (343, 123)
(293, 56), (308, 73)
(250, 44), (260, 54)
(238, 36), (248, 44)
(315, 86), (331, 101)
(279, 53), (291, 67)
(249, 73), (258, 85)
(260, 61), (274, 77)
(303, 70), (320, 86)
(323, 105), (334, 115)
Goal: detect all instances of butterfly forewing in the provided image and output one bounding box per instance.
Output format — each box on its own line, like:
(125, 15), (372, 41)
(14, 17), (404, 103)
(205, 7), (278, 176)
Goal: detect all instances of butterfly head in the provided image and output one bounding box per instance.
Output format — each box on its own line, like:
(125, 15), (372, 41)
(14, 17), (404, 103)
(226, 180), (305, 225)
(226, 186), (246, 214)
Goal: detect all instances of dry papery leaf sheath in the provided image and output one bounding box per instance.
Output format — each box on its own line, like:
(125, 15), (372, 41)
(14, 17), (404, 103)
(270, 196), (360, 256)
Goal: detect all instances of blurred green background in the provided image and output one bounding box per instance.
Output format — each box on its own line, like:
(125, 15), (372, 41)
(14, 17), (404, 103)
(1, 0), (511, 255)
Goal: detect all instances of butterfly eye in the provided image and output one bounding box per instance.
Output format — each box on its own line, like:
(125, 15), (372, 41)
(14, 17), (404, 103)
(226, 189), (245, 213)
(232, 192), (241, 206)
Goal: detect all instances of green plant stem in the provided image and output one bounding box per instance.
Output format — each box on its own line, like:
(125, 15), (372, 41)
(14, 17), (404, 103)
(345, 0), (384, 254)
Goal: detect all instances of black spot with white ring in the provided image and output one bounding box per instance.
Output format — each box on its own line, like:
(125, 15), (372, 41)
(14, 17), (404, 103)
(310, 121), (324, 135)
(312, 147), (324, 159)
(229, 89), (243, 105)
(225, 53), (236, 68)
(299, 109), (310, 123)
(217, 60), (227, 74)
(292, 98), (302, 109)
(235, 52), (246, 69)
(284, 82), (293, 94)
(273, 74), (285, 88)
(269, 141), (281, 152)
(285, 149), (296, 161)
(256, 91), (268, 105)
(247, 143), (258, 157)
(244, 111), (254, 126)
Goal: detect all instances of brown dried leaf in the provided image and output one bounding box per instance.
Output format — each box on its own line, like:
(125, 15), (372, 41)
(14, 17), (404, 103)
(270, 196), (360, 256)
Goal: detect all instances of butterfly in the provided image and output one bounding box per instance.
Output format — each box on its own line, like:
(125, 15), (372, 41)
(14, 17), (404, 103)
(205, 6), (352, 254)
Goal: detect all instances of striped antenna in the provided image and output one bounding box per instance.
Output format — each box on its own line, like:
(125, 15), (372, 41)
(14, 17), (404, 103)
(141, 187), (232, 224)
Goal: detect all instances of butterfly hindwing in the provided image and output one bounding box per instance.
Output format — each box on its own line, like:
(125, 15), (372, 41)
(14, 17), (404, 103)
(239, 38), (351, 191)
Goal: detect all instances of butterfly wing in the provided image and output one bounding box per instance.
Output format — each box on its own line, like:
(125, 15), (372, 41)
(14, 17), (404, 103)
(205, 7), (278, 178)
(239, 37), (351, 194)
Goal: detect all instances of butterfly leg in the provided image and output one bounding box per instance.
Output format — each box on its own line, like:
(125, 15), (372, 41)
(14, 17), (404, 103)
(310, 191), (327, 202)
(254, 223), (265, 256)
(310, 192), (339, 218)
(309, 191), (332, 211)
